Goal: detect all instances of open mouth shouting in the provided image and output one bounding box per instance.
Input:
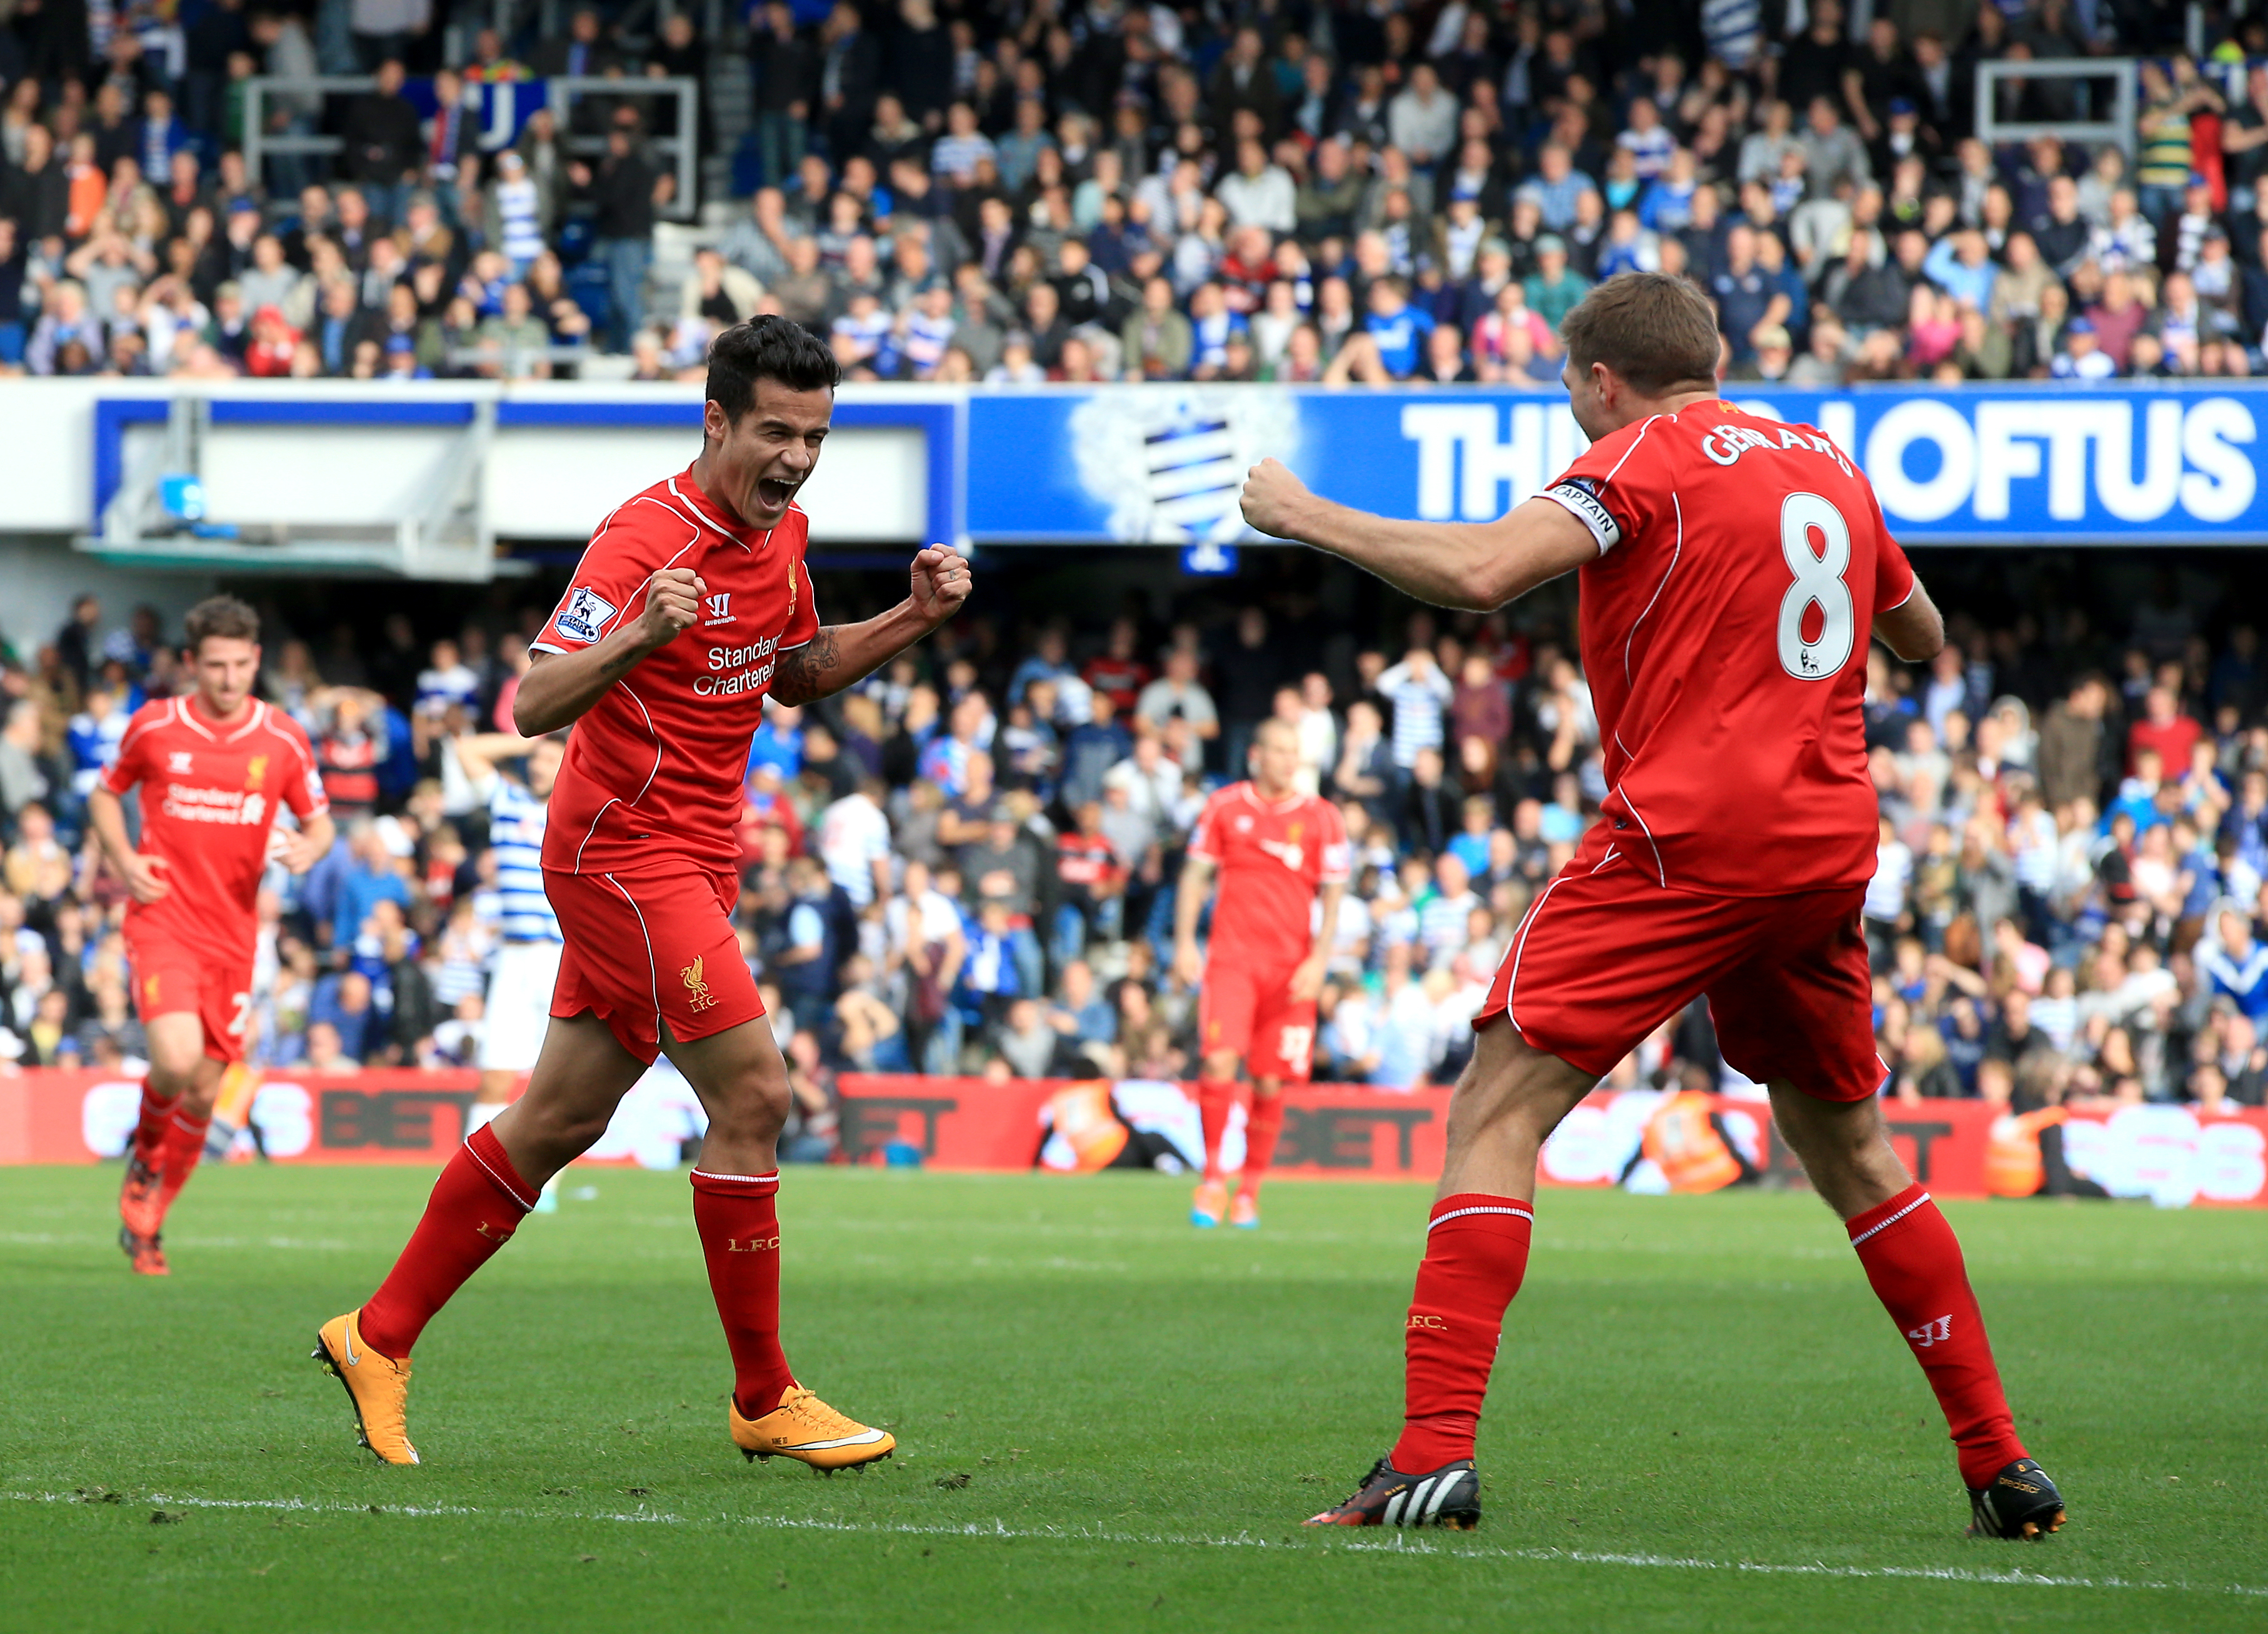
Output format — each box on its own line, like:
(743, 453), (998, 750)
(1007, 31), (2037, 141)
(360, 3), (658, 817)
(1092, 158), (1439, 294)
(754, 474), (800, 514)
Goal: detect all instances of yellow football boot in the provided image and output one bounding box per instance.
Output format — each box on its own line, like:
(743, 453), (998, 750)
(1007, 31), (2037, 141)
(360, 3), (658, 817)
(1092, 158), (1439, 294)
(311, 1310), (419, 1465)
(730, 1385), (895, 1471)
(1191, 1177), (1227, 1228)
(1230, 1190), (1260, 1230)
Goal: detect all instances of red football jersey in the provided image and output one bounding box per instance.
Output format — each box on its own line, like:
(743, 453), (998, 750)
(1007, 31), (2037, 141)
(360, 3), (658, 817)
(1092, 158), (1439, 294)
(101, 697), (326, 952)
(536, 466), (820, 876)
(1188, 782), (1350, 971)
(1540, 401), (1916, 896)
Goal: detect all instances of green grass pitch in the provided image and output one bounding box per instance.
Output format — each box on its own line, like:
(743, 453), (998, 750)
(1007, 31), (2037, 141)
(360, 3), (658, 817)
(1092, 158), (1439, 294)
(3, 1165), (2263, 1633)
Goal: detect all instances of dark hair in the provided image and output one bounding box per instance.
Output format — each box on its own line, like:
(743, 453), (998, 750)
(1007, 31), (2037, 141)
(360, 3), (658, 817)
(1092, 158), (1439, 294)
(705, 315), (841, 426)
(183, 594), (259, 649)
(1558, 271), (1722, 396)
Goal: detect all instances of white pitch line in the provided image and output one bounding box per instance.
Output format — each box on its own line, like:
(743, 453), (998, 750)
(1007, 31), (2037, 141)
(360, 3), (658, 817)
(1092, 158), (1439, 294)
(8, 1490), (2263, 1600)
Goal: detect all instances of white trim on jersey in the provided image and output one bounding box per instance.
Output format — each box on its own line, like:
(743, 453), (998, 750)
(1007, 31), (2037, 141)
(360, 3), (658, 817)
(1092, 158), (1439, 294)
(603, 871), (663, 1039)
(1624, 492), (1683, 689)
(1617, 783), (1667, 888)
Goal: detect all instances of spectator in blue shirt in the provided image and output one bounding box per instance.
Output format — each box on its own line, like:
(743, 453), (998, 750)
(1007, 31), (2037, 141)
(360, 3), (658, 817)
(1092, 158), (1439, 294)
(1060, 693), (1133, 812)
(309, 970), (380, 1062)
(2203, 904), (2268, 1023)
(1712, 223), (1787, 360)
(1512, 142), (1594, 231)
(1360, 278), (1433, 378)
(1923, 228), (1997, 313)
(748, 703), (806, 778)
(330, 821), (413, 956)
(66, 687), (128, 797)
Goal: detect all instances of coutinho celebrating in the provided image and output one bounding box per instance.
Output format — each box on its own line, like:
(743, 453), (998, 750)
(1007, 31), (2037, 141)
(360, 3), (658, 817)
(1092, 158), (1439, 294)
(1241, 274), (2064, 1541)
(1173, 718), (1347, 1229)
(315, 318), (973, 1470)
(92, 596), (334, 1276)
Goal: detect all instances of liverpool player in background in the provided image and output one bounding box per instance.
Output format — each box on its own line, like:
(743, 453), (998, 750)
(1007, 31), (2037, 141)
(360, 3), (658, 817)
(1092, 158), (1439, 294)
(315, 317), (971, 1471)
(1173, 718), (1347, 1228)
(91, 596), (334, 1276)
(1241, 274), (2065, 1542)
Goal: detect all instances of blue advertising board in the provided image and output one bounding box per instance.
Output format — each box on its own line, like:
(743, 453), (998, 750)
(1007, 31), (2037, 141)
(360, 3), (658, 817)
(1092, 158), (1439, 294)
(961, 383), (2268, 547)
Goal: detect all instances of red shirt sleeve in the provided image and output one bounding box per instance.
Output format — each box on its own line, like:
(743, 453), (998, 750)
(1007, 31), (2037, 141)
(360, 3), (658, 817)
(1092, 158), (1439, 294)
(1317, 797), (1352, 885)
(277, 714), (329, 820)
(98, 704), (158, 797)
(1856, 474), (1917, 614)
(1540, 413), (1676, 557)
(534, 503), (672, 654)
(1186, 789), (1227, 861)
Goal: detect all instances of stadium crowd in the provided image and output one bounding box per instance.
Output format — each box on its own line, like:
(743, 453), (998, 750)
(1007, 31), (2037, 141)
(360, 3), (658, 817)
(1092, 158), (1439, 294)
(0, 578), (2264, 1142)
(3, 0), (2267, 382)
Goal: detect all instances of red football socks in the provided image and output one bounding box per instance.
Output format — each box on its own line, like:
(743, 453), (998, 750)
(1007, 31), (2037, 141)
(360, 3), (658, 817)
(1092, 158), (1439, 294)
(131, 1083), (178, 1167)
(1195, 1080), (1237, 1180)
(1391, 1193), (1535, 1472)
(149, 1106), (212, 1228)
(1238, 1093), (1285, 1196)
(357, 1125), (536, 1361)
(690, 1168), (796, 1419)
(1847, 1183), (2027, 1488)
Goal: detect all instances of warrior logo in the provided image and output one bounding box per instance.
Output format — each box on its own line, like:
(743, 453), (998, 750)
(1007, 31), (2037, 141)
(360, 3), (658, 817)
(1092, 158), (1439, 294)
(1906, 1315), (1954, 1349)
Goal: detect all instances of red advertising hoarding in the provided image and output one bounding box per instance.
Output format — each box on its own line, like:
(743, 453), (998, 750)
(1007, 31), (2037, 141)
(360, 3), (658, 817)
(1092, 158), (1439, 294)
(3, 1070), (2262, 1206)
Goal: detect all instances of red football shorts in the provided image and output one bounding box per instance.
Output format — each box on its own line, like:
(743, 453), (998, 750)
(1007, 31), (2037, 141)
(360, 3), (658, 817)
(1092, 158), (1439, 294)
(125, 928), (254, 1065)
(1199, 956), (1318, 1082)
(546, 861), (765, 1065)
(1476, 845), (1885, 1102)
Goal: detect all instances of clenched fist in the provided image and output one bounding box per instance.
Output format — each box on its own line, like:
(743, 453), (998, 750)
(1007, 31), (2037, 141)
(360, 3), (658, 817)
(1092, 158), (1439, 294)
(910, 543), (973, 624)
(633, 567), (706, 650)
(1240, 457), (1313, 541)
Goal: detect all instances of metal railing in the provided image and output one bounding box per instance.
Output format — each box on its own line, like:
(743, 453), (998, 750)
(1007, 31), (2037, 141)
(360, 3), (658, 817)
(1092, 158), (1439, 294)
(550, 75), (698, 220)
(242, 74), (698, 221)
(1975, 58), (2138, 160)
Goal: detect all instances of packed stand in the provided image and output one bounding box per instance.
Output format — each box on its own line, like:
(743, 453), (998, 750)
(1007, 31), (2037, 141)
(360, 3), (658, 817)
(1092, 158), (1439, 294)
(1, 583), (2262, 1156)
(3, 0), (2261, 383)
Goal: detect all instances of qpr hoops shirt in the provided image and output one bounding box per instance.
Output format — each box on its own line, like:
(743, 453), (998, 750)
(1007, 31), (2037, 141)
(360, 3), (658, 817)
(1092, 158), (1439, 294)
(535, 467), (820, 875)
(101, 697), (327, 953)
(1538, 401), (1917, 896)
(1187, 782), (1350, 971)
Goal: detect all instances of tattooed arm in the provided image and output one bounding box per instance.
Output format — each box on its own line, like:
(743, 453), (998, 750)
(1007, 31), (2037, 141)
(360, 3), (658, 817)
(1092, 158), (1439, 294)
(768, 544), (974, 706)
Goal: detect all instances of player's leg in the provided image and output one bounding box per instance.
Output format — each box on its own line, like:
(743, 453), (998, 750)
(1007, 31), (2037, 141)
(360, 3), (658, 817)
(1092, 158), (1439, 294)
(1228, 1078), (1278, 1228)
(666, 1017), (896, 1470)
(1311, 850), (1714, 1529)
(314, 1009), (644, 1464)
(636, 865), (895, 1471)
(1193, 1044), (1243, 1227)
(1230, 985), (1315, 1226)
(1714, 894), (2063, 1540)
(475, 939), (565, 1204)
(119, 954), (239, 1271)
(1308, 1020), (1596, 1530)
(1399, 1019), (1595, 1456)
(658, 1015), (799, 1426)
(1192, 966), (1257, 1226)
(1768, 1085), (2062, 1537)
